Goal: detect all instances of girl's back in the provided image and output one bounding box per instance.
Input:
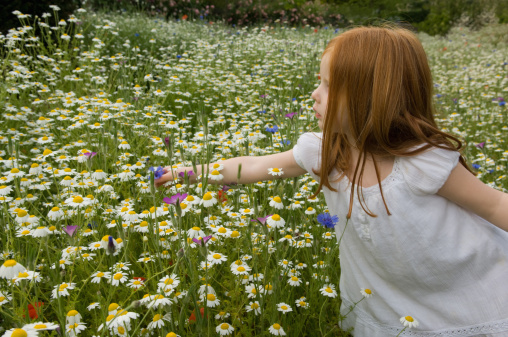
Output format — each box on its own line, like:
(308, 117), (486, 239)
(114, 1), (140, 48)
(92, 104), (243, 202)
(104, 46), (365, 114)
(294, 132), (508, 336)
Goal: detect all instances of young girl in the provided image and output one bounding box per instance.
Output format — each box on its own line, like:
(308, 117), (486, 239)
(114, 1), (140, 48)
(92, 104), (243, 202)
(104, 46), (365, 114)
(155, 26), (508, 336)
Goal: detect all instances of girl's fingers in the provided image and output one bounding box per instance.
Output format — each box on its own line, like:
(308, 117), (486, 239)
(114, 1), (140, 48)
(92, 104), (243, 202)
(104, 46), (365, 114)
(154, 172), (172, 188)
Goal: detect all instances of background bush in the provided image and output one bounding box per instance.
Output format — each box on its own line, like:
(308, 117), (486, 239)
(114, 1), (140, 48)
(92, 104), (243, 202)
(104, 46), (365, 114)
(0, 0), (80, 34)
(2, 0), (508, 37)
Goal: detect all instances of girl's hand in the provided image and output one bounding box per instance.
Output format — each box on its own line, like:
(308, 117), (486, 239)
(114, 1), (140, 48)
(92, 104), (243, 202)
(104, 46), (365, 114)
(154, 166), (174, 188)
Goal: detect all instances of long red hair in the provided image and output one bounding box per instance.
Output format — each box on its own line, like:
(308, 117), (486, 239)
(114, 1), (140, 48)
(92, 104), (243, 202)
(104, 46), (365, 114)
(311, 25), (474, 218)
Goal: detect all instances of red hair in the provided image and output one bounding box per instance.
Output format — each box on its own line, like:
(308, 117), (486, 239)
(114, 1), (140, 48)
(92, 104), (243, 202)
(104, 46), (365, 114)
(311, 25), (474, 218)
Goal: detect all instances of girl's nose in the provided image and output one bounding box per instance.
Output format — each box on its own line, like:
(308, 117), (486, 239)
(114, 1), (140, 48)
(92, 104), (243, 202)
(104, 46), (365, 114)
(311, 90), (318, 101)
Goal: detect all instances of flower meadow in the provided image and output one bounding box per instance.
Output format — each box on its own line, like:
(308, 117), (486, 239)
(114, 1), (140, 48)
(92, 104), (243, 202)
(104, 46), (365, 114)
(0, 7), (507, 337)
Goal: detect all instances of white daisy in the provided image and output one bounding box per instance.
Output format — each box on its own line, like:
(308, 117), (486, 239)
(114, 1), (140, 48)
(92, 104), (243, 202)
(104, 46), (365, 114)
(400, 315), (419, 328)
(266, 214), (285, 228)
(1, 328), (39, 337)
(295, 296), (309, 309)
(360, 288), (373, 298)
(202, 293), (220, 307)
(147, 313), (166, 329)
(207, 251), (228, 265)
(245, 301), (261, 315)
(319, 284), (337, 298)
(268, 323), (286, 336)
(277, 302), (292, 314)
(216, 322), (234, 336)
(109, 272), (128, 286)
(25, 321), (59, 330)
(52, 282), (76, 299)
(267, 168), (283, 176)
(209, 170), (223, 181)
(200, 192), (217, 207)
(147, 294), (173, 309)
(0, 260), (26, 279)
(90, 271), (110, 284)
(269, 196), (284, 209)
(287, 276), (302, 287)
(66, 322), (86, 336)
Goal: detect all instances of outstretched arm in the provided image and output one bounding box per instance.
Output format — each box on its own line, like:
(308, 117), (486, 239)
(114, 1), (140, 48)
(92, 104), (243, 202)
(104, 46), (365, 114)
(437, 164), (508, 232)
(154, 149), (307, 188)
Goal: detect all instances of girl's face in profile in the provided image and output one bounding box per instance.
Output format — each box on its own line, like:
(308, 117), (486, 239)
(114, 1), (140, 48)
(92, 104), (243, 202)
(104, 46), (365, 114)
(311, 53), (330, 131)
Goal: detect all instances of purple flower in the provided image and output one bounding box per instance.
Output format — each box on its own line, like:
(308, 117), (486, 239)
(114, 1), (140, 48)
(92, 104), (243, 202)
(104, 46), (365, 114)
(193, 235), (212, 245)
(83, 152), (97, 158)
(472, 163), (481, 169)
(148, 166), (164, 180)
(475, 142), (485, 149)
(251, 214), (273, 225)
(317, 213), (339, 229)
(285, 112), (297, 119)
(221, 183), (237, 191)
(63, 225), (78, 237)
(178, 170), (194, 178)
(163, 193), (188, 205)
(164, 137), (171, 147)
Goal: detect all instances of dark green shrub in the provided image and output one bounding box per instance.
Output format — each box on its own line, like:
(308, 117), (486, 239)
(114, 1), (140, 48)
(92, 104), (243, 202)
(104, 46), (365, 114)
(1, 0), (80, 34)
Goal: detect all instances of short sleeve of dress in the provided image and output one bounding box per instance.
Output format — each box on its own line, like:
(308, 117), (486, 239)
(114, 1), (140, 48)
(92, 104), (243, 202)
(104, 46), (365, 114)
(292, 132), (322, 180)
(399, 146), (460, 195)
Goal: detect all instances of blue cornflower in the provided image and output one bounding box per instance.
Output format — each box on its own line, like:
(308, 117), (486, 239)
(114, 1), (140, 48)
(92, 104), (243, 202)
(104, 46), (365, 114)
(148, 166), (164, 180)
(317, 213), (339, 229)
(266, 125), (279, 133)
(472, 164), (481, 170)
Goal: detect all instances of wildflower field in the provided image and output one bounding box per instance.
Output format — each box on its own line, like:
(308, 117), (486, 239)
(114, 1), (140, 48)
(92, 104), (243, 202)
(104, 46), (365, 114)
(0, 6), (507, 337)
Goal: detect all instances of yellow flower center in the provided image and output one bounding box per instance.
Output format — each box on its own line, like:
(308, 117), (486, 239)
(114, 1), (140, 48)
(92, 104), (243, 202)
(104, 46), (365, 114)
(165, 278), (174, 285)
(72, 196), (83, 203)
(273, 324), (281, 330)
(231, 231), (239, 238)
(59, 284), (68, 291)
(4, 260), (17, 267)
(33, 324), (47, 329)
(218, 227), (227, 234)
(113, 273), (123, 280)
(11, 329), (28, 337)
(365, 289), (372, 295)
(96, 272), (104, 277)
(166, 333), (177, 337)
(273, 196), (281, 203)
(220, 323), (229, 330)
(203, 192), (212, 200)
(405, 316), (414, 322)
(42, 149), (52, 156)
(11, 168), (20, 174)
(192, 226), (200, 231)
(207, 294), (216, 301)
(272, 168), (280, 172)
(67, 310), (79, 316)
(118, 326), (125, 334)
(153, 314), (161, 321)
(325, 287), (333, 293)
(291, 276), (298, 281)
(271, 214), (280, 221)
(213, 254), (221, 259)
(237, 266), (245, 272)
(17, 210), (27, 217)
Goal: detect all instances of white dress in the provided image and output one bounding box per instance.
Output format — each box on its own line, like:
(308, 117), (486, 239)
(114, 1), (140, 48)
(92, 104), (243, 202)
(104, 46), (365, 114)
(293, 132), (508, 337)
